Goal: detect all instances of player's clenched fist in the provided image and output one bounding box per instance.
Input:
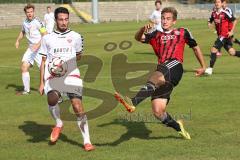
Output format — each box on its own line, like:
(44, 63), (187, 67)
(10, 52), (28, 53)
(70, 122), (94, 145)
(39, 83), (44, 95)
(144, 22), (155, 34)
(195, 68), (205, 77)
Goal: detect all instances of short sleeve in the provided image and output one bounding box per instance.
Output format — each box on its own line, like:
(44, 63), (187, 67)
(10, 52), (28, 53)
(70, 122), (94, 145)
(184, 29), (197, 48)
(75, 34), (84, 54)
(225, 7), (233, 16)
(21, 23), (25, 33)
(208, 12), (214, 23)
(143, 30), (157, 44)
(223, 10), (236, 22)
(36, 18), (46, 33)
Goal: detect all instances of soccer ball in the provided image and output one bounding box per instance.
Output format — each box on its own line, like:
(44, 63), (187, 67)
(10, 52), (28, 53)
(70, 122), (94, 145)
(48, 57), (68, 77)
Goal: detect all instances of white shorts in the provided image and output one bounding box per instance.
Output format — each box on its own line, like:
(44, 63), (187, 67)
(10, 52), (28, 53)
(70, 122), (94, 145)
(44, 75), (83, 98)
(22, 47), (42, 68)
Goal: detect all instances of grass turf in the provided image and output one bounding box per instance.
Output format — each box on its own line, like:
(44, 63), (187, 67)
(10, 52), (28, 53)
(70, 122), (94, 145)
(0, 20), (240, 160)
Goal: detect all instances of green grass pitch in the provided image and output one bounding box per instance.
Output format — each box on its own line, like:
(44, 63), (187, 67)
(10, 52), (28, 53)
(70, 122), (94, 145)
(0, 20), (240, 160)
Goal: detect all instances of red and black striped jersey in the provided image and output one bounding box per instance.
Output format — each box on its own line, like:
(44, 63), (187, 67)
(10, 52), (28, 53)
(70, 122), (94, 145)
(224, 7), (234, 31)
(144, 28), (197, 64)
(208, 9), (235, 38)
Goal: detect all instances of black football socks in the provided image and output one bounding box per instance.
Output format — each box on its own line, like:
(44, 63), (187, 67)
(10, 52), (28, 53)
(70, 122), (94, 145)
(210, 52), (217, 68)
(158, 112), (181, 131)
(131, 81), (156, 106)
(235, 51), (240, 57)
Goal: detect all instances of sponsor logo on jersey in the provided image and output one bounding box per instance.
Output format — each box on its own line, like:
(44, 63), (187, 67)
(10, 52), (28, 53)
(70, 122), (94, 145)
(54, 47), (72, 54)
(161, 35), (176, 41)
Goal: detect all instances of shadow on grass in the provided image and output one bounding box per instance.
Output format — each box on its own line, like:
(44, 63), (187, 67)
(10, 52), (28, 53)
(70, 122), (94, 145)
(5, 84), (38, 92)
(18, 121), (83, 147)
(95, 119), (181, 146)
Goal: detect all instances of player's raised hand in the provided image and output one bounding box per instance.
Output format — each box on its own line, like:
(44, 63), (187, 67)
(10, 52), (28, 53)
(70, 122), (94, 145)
(15, 41), (19, 49)
(195, 68), (205, 77)
(39, 83), (44, 95)
(144, 22), (154, 34)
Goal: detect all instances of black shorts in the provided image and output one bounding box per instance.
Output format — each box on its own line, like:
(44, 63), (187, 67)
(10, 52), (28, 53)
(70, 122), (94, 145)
(67, 93), (82, 100)
(151, 59), (183, 102)
(213, 37), (233, 51)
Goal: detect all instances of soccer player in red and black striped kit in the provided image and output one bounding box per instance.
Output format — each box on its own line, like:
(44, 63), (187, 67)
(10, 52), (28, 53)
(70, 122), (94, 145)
(114, 7), (206, 140)
(205, 0), (240, 75)
(222, 0), (240, 45)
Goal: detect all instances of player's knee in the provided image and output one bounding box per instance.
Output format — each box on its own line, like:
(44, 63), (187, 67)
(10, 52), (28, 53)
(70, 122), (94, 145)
(211, 47), (218, 53)
(71, 99), (80, 107)
(228, 48), (235, 56)
(152, 105), (166, 118)
(157, 75), (165, 86)
(47, 90), (61, 106)
(21, 62), (29, 72)
(148, 71), (165, 87)
(71, 98), (84, 114)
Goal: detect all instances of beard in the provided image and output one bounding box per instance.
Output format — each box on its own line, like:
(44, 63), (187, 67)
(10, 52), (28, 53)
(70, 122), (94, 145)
(57, 25), (68, 32)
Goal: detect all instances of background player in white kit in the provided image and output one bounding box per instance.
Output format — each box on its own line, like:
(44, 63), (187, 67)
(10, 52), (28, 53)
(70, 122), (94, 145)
(39, 7), (95, 151)
(15, 4), (47, 95)
(44, 6), (55, 33)
(149, 0), (162, 31)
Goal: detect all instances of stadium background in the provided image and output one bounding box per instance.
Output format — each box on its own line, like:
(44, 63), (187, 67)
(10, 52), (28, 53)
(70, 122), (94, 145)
(0, 0), (240, 28)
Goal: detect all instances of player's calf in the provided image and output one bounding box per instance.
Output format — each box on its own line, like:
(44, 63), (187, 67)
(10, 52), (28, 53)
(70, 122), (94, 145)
(131, 71), (165, 106)
(156, 112), (181, 131)
(228, 48), (240, 57)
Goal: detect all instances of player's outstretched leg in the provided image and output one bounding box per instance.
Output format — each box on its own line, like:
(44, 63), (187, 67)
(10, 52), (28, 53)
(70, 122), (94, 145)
(114, 92), (136, 113)
(17, 62), (31, 95)
(47, 90), (63, 143)
(70, 96), (95, 151)
(114, 71), (164, 112)
(228, 48), (240, 57)
(152, 99), (191, 140)
(234, 38), (240, 45)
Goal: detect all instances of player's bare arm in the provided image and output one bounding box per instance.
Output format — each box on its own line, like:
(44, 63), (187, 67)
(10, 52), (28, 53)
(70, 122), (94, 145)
(208, 21), (214, 29)
(192, 46), (206, 76)
(228, 19), (237, 37)
(15, 31), (25, 49)
(135, 26), (145, 42)
(76, 52), (82, 61)
(39, 56), (46, 95)
(135, 23), (154, 42)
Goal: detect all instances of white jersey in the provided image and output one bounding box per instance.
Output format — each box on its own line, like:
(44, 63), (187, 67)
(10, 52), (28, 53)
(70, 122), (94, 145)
(149, 10), (162, 31)
(44, 12), (55, 33)
(22, 17), (45, 46)
(40, 29), (83, 81)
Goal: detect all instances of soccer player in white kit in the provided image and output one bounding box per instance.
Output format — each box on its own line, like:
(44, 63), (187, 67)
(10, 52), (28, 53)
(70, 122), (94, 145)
(39, 7), (95, 151)
(44, 6), (55, 33)
(15, 4), (47, 95)
(149, 0), (162, 31)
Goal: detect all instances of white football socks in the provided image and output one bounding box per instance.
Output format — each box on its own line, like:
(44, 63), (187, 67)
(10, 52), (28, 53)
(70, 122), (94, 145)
(22, 72), (30, 92)
(48, 104), (63, 128)
(77, 114), (91, 145)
